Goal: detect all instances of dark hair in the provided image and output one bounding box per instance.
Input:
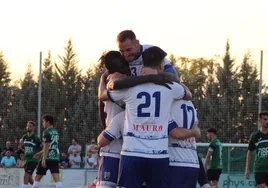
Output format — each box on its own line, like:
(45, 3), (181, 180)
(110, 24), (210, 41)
(205, 128), (217, 135)
(99, 51), (130, 75)
(73, 138), (78, 142)
(27, 121), (36, 127)
(259, 111), (268, 119)
(42, 114), (54, 125)
(117, 30), (136, 43)
(142, 46), (167, 67)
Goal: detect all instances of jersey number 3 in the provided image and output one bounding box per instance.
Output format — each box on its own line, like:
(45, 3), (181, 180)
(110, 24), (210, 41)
(137, 92), (160, 117)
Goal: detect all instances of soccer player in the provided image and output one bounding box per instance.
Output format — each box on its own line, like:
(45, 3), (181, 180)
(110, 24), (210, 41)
(97, 51), (130, 188)
(245, 111), (268, 188)
(32, 114), (63, 188)
(204, 128), (222, 188)
(21, 121), (42, 188)
(168, 100), (200, 188)
(116, 30), (176, 76)
(107, 46), (191, 188)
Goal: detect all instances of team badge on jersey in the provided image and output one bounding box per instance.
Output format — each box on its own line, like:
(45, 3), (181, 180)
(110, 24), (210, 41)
(104, 172), (111, 180)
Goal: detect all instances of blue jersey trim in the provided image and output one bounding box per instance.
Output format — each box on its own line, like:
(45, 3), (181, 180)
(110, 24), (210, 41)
(168, 121), (178, 134)
(107, 91), (115, 103)
(103, 131), (115, 141)
(122, 149), (168, 155)
(164, 64), (176, 74)
(124, 132), (168, 140)
(169, 143), (196, 151)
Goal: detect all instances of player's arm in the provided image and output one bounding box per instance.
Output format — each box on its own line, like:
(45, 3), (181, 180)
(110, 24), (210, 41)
(98, 71), (109, 101)
(98, 130), (115, 148)
(179, 83), (192, 100)
(245, 137), (255, 179)
(245, 150), (252, 179)
(169, 123), (201, 139)
(171, 82), (192, 101)
(107, 74), (175, 90)
(98, 112), (124, 148)
(98, 100), (106, 129)
(204, 144), (215, 170)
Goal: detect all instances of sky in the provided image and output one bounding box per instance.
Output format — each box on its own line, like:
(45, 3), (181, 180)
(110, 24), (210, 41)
(0, 0), (267, 84)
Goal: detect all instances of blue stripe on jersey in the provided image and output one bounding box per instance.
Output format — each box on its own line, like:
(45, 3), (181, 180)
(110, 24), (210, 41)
(169, 160), (199, 164)
(168, 121), (178, 134)
(124, 132), (168, 140)
(169, 143), (196, 151)
(103, 131), (115, 141)
(122, 149), (168, 155)
(107, 91), (115, 103)
(164, 64), (176, 74)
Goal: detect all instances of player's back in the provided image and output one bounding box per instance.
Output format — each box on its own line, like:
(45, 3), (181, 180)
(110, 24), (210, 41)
(118, 82), (185, 158)
(169, 100), (199, 168)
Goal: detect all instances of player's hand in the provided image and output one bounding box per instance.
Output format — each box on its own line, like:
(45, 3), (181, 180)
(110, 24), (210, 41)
(193, 125), (201, 139)
(101, 71), (109, 80)
(149, 74), (175, 89)
(42, 160), (46, 168)
(245, 170), (250, 179)
(33, 153), (41, 159)
(107, 72), (126, 82)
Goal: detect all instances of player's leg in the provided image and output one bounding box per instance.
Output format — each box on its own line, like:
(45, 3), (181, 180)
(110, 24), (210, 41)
(147, 158), (169, 188)
(117, 155), (146, 188)
(97, 156), (120, 188)
(255, 172), (268, 188)
(49, 161), (63, 188)
(197, 155), (210, 188)
(33, 161), (46, 188)
(207, 169), (221, 188)
(22, 162), (37, 187)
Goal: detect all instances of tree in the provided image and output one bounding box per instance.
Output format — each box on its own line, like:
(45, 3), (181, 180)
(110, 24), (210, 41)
(215, 39), (240, 142)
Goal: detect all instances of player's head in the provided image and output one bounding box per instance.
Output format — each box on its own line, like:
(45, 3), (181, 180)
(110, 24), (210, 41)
(42, 114), (54, 128)
(142, 46), (167, 70)
(259, 111), (268, 128)
(26, 121), (36, 133)
(99, 51), (130, 75)
(205, 128), (217, 141)
(116, 30), (140, 62)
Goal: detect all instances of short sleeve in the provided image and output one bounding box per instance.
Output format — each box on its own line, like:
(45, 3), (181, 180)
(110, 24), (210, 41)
(170, 82), (186, 100)
(248, 133), (256, 151)
(104, 111), (125, 140)
(208, 142), (216, 152)
(43, 132), (52, 143)
(163, 58), (176, 74)
(107, 89), (129, 103)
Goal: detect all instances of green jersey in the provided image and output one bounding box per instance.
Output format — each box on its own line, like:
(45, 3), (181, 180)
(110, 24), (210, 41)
(208, 138), (223, 169)
(22, 133), (42, 163)
(42, 128), (60, 161)
(248, 130), (268, 172)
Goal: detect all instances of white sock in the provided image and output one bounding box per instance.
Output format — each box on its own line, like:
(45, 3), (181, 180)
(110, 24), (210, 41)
(22, 184), (29, 188)
(32, 181), (40, 188)
(56, 182), (63, 188)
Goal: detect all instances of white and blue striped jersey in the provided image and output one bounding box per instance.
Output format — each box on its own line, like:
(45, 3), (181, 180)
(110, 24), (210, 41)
(99, 100), (124, 159)
(129, 44), (176, 76)
(168, 100), (199, 168)
(107, 82), (186, 159)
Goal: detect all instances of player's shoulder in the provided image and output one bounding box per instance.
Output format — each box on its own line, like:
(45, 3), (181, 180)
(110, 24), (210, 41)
(141, 44), (153, 51)
(22, 133), (27, 139)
